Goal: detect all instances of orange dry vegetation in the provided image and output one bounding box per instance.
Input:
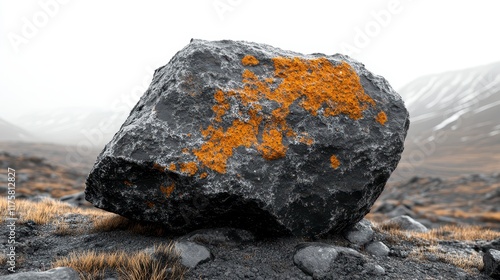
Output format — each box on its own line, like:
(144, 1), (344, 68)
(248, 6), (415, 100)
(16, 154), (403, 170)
(190, 56), (384, 174)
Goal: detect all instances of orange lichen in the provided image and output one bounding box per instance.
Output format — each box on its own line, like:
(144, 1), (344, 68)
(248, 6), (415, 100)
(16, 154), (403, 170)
(123, 180), (133, 187)
(193, 110), (261, 173)
(330, 155), (340, 169)
(181, 148), (190, 154)
(160, 183), (175, 198)
(190, 55), (377, 174)
(152, 163), (166, 172)
(258, 128), (287, 160)
(299, 137), (314, 146)
(179, 162), (198, 176)
(146, 201), (155, 208)
(168, 163), (177, 171)
(272, 57), (375, 119)
(298, 134), (315, 145)
(200, 172), (208, 179)
(212, 89), (230, 122)
(376, 111), (387, 125)
(241, 55), (259, 66)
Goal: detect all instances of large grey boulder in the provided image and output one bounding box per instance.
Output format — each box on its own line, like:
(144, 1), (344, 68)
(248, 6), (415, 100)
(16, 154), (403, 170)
(0, 267), (79, 280)
(85, 39), (409, 237)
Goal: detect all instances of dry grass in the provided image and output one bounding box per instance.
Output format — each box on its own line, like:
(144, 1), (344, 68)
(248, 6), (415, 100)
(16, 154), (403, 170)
(479, 212), (500, 223)
(417, 224), (500, 241)
(374, 222), (499, 272)
(0, 197), (166, 236)
(91, 214), (166, 236)
(53, 243), (186, 280)
(409, 246), (483, 272)
(375, 222), (500, 244)
(91, 214), (132, 232)
(0, 197), (105, 225)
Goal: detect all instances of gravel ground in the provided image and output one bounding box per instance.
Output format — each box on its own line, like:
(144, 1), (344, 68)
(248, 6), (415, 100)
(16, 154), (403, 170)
(0, 212), (494, 280)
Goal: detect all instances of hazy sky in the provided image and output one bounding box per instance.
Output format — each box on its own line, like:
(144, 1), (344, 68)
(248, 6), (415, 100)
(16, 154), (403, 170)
(1, 0), (500, 122)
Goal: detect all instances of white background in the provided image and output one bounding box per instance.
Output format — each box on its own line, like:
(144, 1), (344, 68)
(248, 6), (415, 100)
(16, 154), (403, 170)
(1, 0), (500, 122)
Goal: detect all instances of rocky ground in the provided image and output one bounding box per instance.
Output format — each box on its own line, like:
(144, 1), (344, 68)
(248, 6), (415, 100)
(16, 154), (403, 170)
(0, 200), (499, 280)
(1, 142), (500, 279)
(371, 173), (500, 230)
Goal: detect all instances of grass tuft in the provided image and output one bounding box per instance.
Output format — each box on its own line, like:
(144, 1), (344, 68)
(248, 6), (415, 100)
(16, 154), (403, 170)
(0, 197), (105, 225)
(374, 222), (499, 272)
(408, 246), (483, 272)
(53, 243), (186, 280)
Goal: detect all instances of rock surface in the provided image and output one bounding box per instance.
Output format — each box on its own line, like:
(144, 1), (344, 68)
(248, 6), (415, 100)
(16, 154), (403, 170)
(365, 241), (390, 257)
(293, 243), (338, 278)
(483, 249), (500, 279)
(85, 39), (409, 237)
(385, 215), (429, 233)
(0, 267), (79, 280)
(0, 208), (493, 280)
(174, 241), (212, 269)
(343, 218), (374, 245)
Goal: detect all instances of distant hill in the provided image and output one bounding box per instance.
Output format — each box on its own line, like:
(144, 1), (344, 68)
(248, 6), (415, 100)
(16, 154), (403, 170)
(0, 117), (35, 142)
(15, 107), (127, 147)
(392, 62), (500, 181)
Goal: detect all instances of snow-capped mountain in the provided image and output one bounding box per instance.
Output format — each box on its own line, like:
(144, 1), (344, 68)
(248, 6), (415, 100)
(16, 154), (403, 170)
(392, 62), (500, 181)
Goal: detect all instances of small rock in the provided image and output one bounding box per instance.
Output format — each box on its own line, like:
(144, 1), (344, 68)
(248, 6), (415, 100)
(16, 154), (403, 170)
(343, 219), (374, 245)
(365, 241), (390, 257)
(293, 243), (338, 278)
(483, 249), (500, 279)
(385, 215), (428, 232)
(182, 227), (254, 246)
(174, 241), (212, 268)
(364, 263), (385, 275)
(0, 267), (79, 280)
(334, 246), (364, 259)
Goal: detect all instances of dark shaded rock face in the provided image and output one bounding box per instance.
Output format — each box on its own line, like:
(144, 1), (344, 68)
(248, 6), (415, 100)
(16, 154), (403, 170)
(85, 39), (409, 237)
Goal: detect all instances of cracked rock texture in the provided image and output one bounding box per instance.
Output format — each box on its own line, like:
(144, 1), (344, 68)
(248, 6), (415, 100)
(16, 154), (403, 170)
(85, 39), (409, 237)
